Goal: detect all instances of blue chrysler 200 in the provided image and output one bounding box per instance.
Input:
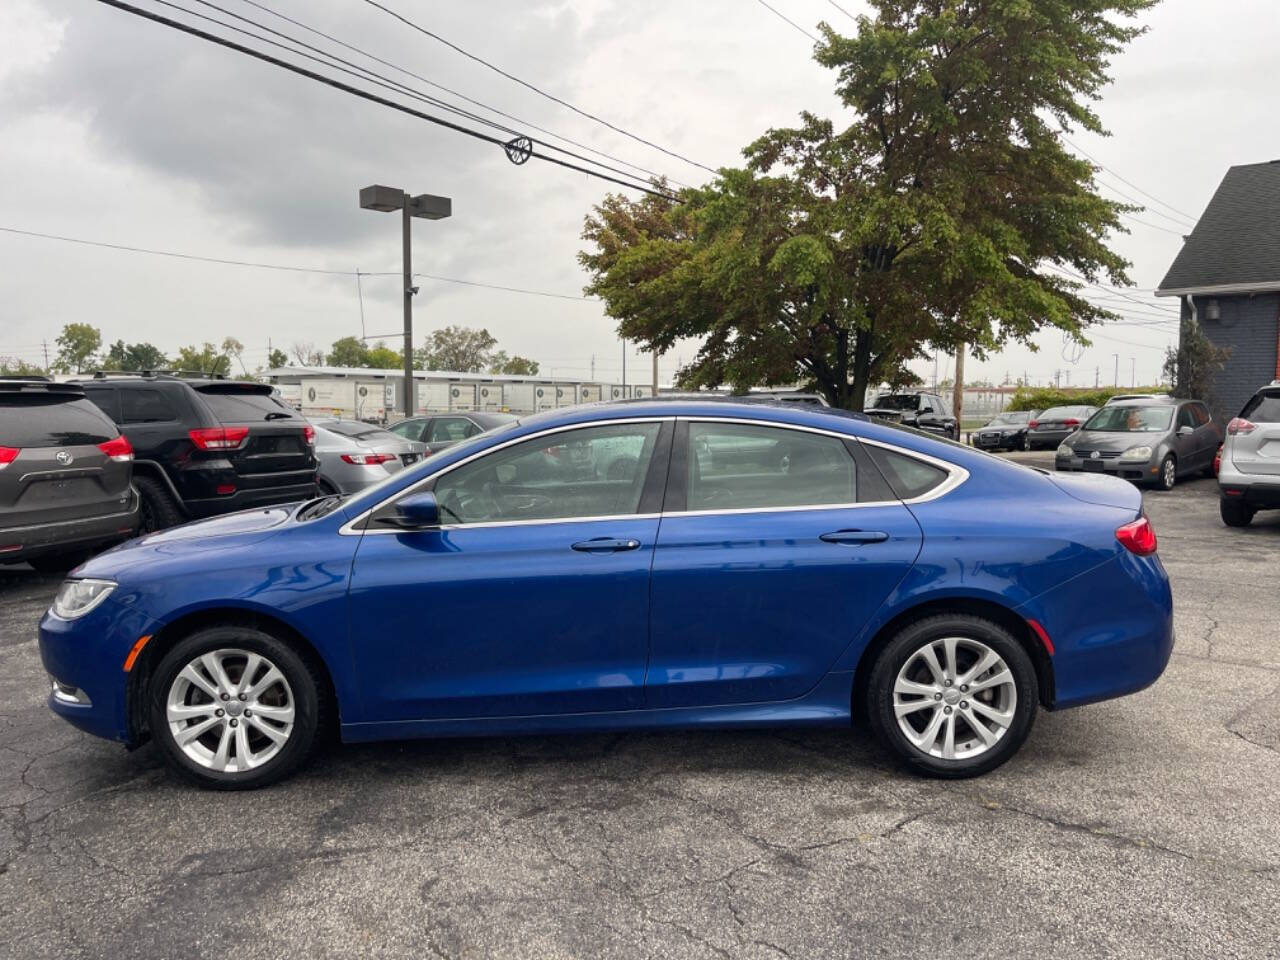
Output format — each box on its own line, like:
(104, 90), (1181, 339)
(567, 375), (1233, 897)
(39, 401), (1173, 789)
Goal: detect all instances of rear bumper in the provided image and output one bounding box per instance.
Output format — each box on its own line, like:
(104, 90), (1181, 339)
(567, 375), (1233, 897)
(1016, 551), (1174, 710)
(184, 480), (318, 519)
(1027, 431), (1072, 448)
(1218, 465), (1280, 508)
(0, 496), (140, 562)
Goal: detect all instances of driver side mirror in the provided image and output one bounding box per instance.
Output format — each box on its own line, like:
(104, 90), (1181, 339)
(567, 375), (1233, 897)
(381, 491), (440, 530)
(1177, 424), (1194, 436)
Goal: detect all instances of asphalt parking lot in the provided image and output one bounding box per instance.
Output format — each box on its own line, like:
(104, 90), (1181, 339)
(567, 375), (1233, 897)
(1, 452), (1277, 960)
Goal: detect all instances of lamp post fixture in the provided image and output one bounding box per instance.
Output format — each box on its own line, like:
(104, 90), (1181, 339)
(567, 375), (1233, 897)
(359, 185), (452, 417)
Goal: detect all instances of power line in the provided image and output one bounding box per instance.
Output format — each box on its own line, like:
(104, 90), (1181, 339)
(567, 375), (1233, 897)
(358, 0), (718, 175)
(93, 0), (678, 200)
(1061, 133), (1199, 222)
(0, 225), (603, 302)
(824, 0), (857, 21)
(1117, 211), (1187, 237)
(228, 0), (692, 188)
(752, 0), (819, 41)
(1096, 177), (1196, 229)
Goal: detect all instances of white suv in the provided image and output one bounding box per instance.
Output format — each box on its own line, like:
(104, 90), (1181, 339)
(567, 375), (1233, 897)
(1218, 381), (1280, 527)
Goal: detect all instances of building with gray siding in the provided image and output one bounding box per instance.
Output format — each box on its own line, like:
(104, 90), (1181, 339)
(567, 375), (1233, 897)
(1157, 160), (1280, 419)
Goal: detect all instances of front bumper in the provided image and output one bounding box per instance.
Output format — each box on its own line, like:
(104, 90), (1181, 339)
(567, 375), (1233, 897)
(1055, 454), (1160, 483)
(38, 596), (161, 744)
(973, 431), (1019, 449)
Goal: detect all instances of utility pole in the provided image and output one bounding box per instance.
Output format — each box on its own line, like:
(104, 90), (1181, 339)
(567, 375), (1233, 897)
(590, 354), (595, 380)
(1095, 366), (1099, 388)
(652, 350), (659, 397)
(1113, 354), (1119, 388)
(952, 343), (965, 427)
(359, 184), (452, 416)
(621, 339), (626, 396)
(41, 340), (49, 370)
(1130, 357), (1136, 387)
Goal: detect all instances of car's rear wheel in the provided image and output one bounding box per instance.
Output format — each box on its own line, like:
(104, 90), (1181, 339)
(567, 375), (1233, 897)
(1158, 455), (1177, 491)
(136, 475), (184, 533)
(149, 626), (324, 790)
(867, 615), (1038, 778)
(1023, 435), (1032, 451)
(1220, 498), (1255, 528)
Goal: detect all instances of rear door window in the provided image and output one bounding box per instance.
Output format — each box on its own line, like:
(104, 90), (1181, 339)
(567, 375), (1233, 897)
(864, 445), (949, 500)
(197, 386), (300, 423)
(687, 422), (857, 510)
(0, 394), (117, 447)
(1241, 392), (1280, 422)
(1191, 403), (1211, 426)
(120, 388), (178, 423)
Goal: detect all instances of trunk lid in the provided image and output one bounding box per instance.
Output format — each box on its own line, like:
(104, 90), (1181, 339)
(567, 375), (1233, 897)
(194, 384), (316, 488)
(1047, 470), (1143, 512)
(1230, 388), (1280, 477)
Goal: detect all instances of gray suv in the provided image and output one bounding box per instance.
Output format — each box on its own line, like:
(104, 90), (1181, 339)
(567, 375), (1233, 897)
(1055, 397), (1221, 490)
(0, 379), (139, 572)
(1219, 381), (1280, 527)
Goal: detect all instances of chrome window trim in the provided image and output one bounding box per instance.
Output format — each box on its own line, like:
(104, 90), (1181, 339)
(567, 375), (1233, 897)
(339, 417), (672, 536)
(338, 414), (969, 536)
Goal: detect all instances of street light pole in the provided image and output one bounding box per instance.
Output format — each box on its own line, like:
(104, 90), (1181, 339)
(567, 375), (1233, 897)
(1113, 353), (1119, 388)
(360, 184), (452, 417)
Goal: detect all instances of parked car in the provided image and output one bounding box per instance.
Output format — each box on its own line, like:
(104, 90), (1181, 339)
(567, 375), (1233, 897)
(77, 374), (318, 532)
(1218, 381), (1280, 526)
(971, 410), (1039, 451)
(864, 392), (958, 439)
(386, 411), (518, 453)
(40, 400), (1173, 789)
(311, 419), (428, 494)
(0, 379), (139, 573)
(1104, 393), (1167, 405)
(1024, 405), (1097, 450)
(1055, 398), (1221, 490)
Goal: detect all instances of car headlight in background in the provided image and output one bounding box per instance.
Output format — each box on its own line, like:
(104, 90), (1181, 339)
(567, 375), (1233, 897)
(51, 579), (116, 620)
(1056, 443), (1073, 457)
(1119, 446), (1154, 462)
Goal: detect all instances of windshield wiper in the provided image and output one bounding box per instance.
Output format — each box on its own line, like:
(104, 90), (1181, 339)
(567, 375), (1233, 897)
(264, 412), (294, 420)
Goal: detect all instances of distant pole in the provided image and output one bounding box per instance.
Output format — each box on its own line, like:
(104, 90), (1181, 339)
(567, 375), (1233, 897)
(952, 343), (965, 427)
(621, 338), (627, 395)
(1095, 366), (1099, 388)
(42, 340), (49, 369)
(401, 200), (413, 416)
(1130, 356), (1136, 387)
(1113, 354), (1119, 388)
(652, 350), (659, 397)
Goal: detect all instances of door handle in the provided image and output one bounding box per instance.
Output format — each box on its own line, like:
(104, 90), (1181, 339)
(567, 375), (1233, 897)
(572, 537), (641, 553)
(820, 529), (889, 545)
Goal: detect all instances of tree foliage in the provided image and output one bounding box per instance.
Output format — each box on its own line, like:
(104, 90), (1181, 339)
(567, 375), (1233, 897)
(489, 351), (540, 376)
(0, 357), (45, 376)
(328, 336), (369, 367)
(1006, 384), (1166, 412)
(103, 340), (168, 372)
(580, 0), (1151, 408)
(53, 323), (102, 374)
(415, 325), (498, 373)
(290, 342), (325, 367)
(174, 342), (229, 376)
(267, 348), (289, 369)
(1162, 324), (1230, 405)
(365, 342), (403, 369)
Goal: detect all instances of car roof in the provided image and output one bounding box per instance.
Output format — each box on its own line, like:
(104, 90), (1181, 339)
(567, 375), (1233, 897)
(1107, 396), (1180, 406)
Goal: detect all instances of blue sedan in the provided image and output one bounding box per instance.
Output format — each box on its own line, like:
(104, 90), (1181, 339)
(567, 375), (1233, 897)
(39, 401), (1173, 789)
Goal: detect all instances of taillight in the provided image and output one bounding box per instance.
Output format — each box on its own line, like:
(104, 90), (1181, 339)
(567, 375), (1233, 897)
(1028, 420), (1039, 429)
(1116, 516), (1157, 556)
(1213, 444), (1222, 475)
(97, 435), (134, 462)
(1062, 418), (1080, 428)
(303, 424), (316, 446)
(1227, 417), (1256, 436)
(188, 427), (249, 451)
(340, 453), (395, 465)
(0, 446), (18, 469)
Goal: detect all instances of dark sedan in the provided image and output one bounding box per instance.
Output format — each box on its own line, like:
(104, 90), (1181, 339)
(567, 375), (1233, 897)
(1025, 405), (1097, 451)
(972, 410), (1038, 451)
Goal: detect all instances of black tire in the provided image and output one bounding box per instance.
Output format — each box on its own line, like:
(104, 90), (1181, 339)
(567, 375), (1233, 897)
(1023, 435), (1032, 451)
(136, 475), (184, 533)
(149, 625), (326, 790)
(27, 551), (90, 575)
(316, 476), (340, 496)
(1157, 454), (1177, 491)
(867, 614), (1038, 779)
(1220, 498), (1255, 528)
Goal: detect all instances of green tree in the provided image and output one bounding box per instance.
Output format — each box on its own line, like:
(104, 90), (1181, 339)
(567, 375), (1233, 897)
(174, 342), (228, 376)
(489, 351), (540, 376)
(365, 341), (402, 369)
(0, 357), (45, 376)
(102, 340), (168, 372)
(415, 326), (497, 373)
(1162, 324), (1230, 404)
(53, 323), (102, 374)
(267, 348), (289, 369)
(221, 337), (247, 376)
(328, 336), (370, 367)
(580, 0), (1148, 408)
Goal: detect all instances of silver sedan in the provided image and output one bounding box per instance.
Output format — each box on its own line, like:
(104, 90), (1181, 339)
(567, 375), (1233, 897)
(311, 419), (428, 494)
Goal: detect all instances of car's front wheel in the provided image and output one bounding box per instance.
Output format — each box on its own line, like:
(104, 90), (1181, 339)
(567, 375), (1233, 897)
(149, 626), (325, 790)
(1220, 498), (1255, 528)
(1158, 454), (1177, 491)
(867, 615), (1038, 778)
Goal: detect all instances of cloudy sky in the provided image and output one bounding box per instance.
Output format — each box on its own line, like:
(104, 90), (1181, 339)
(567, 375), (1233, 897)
(1, 0), (1276, 388)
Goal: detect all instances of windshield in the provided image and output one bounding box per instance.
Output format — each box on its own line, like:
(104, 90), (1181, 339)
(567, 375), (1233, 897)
(873, 395), (921, 411)
(988, 412), (1028, 425)
(1083, 405), (1173, 432)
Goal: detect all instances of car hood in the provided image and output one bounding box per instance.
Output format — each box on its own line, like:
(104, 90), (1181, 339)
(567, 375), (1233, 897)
(1069, 430), (1166, 451)
(864, 407), (906, 421)
(72, 505), (298, 580)
(1047, 471), (1142, 512)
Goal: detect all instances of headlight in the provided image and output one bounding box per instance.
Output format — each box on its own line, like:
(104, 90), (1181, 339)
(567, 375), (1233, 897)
(51, 579), (116, 620)
(1119, 445), (1153, 461)
(1056, 443), (1073, 457)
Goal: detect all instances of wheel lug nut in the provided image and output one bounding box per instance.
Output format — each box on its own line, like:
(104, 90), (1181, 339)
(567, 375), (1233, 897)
(944, 706), (953, 715)
(229, 719), (238, 727)
(215, 709), (224, 717)
(238, 693), (247, 701)
(933, 693), (943, 701)
(944, 679), (952, 687)
(960, 685), (969, 693)
(960, 702), (969, 709)
(220, 693), (230, 701)
(244, 709), (251, 717)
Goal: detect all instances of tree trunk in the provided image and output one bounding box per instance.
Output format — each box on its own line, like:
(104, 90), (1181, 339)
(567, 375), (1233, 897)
(952, 342), (965, 425)
(850, 327), (874, 411)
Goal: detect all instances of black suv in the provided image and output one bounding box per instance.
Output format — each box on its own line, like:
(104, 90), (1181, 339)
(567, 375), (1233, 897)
(76, 374), (318, 532)
(865, 391), (959, 440)
(0, 379), (139, 572)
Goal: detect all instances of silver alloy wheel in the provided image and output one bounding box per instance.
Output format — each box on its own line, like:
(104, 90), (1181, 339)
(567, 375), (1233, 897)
(893, 636), (1017, 761)
(165, 648), (296, 773)
(1162, 457), (1176, 489)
